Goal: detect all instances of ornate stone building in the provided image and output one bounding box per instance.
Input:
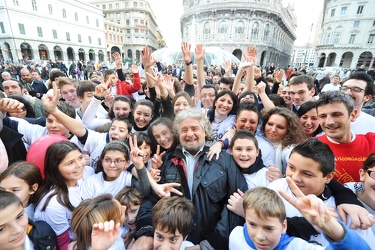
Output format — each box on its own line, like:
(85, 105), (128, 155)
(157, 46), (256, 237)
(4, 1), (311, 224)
(315, 0), (375, 69)
(89, 0), (165, 64)
(180, 0), (297, 67)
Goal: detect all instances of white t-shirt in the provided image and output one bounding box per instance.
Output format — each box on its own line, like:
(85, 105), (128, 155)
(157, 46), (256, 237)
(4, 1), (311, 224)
(244, 168), (270, 189)
(82, 129), (108, 168)
(256, 135), (276, 167)
(80, 171), (133, 199)
(34, 186), (82, 238)
(268, 178), (375, 247)
(351, 112), (375, 134)
(24, 234), (35, 250)
(211, 114), (235, 141)
(321, 83), (341, 92)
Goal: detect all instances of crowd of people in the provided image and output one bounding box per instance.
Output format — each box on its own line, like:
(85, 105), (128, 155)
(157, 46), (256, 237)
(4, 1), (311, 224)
(0, 43), (375, 250)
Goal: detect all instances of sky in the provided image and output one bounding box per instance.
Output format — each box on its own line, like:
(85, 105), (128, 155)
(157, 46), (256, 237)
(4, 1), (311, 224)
(148, 0), (324, 47)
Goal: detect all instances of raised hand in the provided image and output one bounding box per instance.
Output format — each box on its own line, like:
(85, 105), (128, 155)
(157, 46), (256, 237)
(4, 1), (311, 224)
(180, 42), (192, 63)
(94, 82), (109, 99)
(129, 135), (145, 170)
(113, 52), (122, 69)
(91, 220), (121, 250)
(131, 64), (139, 74)
(278, 177), (332, 229)
(141, 46), (157, 68)
(151, 145), (166, 169)
(41, 82), (60, 114)
(254, 66), (261, 79)
(274, 69), (284, 83)
(244, 45), (257, 64)
(195, 44), (205, 61)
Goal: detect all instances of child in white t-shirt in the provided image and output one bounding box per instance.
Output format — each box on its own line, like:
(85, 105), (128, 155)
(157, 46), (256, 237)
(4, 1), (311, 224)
(81, 141), (133, 199)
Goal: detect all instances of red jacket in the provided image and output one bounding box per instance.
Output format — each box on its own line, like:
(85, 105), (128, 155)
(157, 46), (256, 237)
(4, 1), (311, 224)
(116, 72), (141, 97)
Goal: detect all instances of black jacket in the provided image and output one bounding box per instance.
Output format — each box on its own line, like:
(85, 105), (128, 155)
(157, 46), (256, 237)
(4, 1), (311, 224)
(135, 146), (247, 250)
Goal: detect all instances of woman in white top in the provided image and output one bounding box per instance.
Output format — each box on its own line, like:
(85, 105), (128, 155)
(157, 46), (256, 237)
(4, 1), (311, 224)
(208, 90), (238, 141)
(260, 107), (306, 175)
(34, 141), (86, 250)
(80, 141), (133, 200)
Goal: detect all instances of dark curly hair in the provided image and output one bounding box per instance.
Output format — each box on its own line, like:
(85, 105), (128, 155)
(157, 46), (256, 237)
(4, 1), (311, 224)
(261, 107), (306, 148)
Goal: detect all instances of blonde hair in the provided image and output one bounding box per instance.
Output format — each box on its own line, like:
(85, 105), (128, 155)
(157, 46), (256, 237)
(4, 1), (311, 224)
(71, 194), (121, 249)
(243, 187), (286, 223)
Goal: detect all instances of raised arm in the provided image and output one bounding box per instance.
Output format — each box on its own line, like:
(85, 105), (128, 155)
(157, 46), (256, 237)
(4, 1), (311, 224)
(181, 42), (194, 86)
(42, 82), (86, 137)
(195, 44), (206, 90)
(141, 46), (157, 89)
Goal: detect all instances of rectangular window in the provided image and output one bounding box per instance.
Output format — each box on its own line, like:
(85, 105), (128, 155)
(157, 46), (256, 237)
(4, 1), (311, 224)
(126, 19), (130, 26)
(66, 32), (70, 41)
(330, 9), (335, 17)
(78, 34), (82, 42)
(116, 3), (119, 8)
(341, 6), (347, 15)
(369, 34), (375, 44)
(52, 29), (57, 39)
(349, 34), (356, 44)
(18, 23), (25, 34)
(373, 20), (375, 26)
(88, 36), (92, 44)
(98, 38), (101, 45)
(102, 4), (105, 9)
(354, 21), (360, 27)
(86, 16), (89, 24)
(13, 0), (18, 6)
(96, 19), (99, 27)
(0, 22), (5, 33)
(31, 0), (37, 11)
(357, 5), (364, 14)
(109, 4), (112, 9)
(37, 26), (43, 37)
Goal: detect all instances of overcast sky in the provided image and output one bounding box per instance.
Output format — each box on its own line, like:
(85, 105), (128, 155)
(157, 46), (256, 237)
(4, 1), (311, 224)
(148, 0), (324, 47)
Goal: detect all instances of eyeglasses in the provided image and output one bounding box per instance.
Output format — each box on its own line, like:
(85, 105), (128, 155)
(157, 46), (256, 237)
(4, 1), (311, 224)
(102, 158), (126, 166)
(340, 86), (365, 93)
(367, 170), (375, 179)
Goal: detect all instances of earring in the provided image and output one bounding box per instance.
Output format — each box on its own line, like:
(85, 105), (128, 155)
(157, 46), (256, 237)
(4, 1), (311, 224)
(354, 182), (364, 193)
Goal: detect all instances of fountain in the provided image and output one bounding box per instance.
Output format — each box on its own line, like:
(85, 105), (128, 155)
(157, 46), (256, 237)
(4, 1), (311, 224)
(152, 47), (240, 66)
(152, 16), (240, 66)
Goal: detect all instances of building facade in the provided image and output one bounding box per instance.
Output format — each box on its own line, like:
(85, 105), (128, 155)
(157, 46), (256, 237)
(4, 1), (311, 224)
(0, 0), (106, 64)
(180, 0), (297, 67)
(88, 0), (165, 64)
(291, 46), (316, 68)
(315, 0), (375, 69)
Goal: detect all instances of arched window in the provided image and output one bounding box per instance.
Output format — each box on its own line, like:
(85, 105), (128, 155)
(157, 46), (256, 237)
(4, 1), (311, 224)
(333, 26), (344, 44)
(62, 9), (66, 18)
(324, 27), (332, 44)
(203, 22), (211, 41)
(264, 24), (270, 41)
(48, 4), (52, 15)
(235, 21), (245, 40)
(218, 21), (227, 40)
(251, 22), (259, 40)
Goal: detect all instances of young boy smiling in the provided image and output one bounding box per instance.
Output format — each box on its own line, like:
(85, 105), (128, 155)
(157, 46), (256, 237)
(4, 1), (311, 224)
(267, 139), (375, 247)
(229, 184), (371, 250)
